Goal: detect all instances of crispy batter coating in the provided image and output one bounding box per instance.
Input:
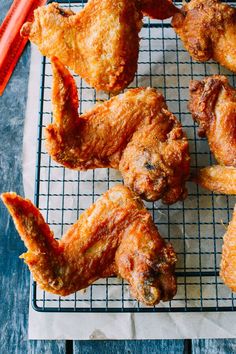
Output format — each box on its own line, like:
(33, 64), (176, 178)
(46, 58), (190, 203)
(172, 0), (236, 72)
(1, 186), (177, 306)
(193, 166), (236, 195)
(189, 75), (236, 167)
(220, 205), (236, 292)
(140, 0), (179, 20)
(21, 1), (143, 93)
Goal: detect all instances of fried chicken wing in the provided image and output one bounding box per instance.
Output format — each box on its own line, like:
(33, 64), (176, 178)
(189, 75), (236, 167)
(220, 205), (236, 292)
(172, 0), (236, 72)
(193, 166), (236, 195)
(21, 1), (143, 93)
(1, 186), (177, 306)
(46, 58), (190, 203)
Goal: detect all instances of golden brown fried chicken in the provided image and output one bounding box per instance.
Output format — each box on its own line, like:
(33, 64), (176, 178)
(220, 205), (236, 292)
(46, 58), (190, 204)
(193, 166), (236, 195)
(189, 75), (236, 167)
(21, 1), (143, 93)
(1, 186), (177, 306)
(172, 0), (236, 72)
(140, 0), (179, 20)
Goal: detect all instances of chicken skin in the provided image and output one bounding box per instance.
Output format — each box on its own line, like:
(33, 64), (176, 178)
(220, 205), (236, 292)
(1, 186), (177, 306)
(189, 75), (236, 167)
(45, 58), (190, 204)
(172, 0), (236, 72)
(141, 0), (179, 20)
(193, 166), (236, 195)
(21, 1), (143, 93)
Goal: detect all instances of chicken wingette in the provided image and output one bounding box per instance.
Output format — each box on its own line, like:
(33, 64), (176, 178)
(21, 1), (143, 93)
(21, 0), (179, 92)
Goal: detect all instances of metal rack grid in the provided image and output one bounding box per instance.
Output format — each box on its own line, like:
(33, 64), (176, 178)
(33, 0), (236, 312)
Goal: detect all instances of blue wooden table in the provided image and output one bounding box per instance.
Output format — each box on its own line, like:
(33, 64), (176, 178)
(0, 1), (235, 353)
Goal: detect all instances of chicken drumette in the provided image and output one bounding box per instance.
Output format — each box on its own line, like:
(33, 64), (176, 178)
(1, 186), (177, 306)
(45, 58), (190, 204)
(172, 0), (236, 73)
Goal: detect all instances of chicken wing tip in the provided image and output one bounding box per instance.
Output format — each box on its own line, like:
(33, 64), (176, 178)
(1, 192), (18, 204)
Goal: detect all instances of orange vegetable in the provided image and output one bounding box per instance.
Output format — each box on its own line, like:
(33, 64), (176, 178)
(0, 0), (47, 96)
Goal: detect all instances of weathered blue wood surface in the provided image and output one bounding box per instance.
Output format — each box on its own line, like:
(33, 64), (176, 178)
(0, 1), (235, 353)
(73, 340), (185, 353)
(192, 340), (236, 354)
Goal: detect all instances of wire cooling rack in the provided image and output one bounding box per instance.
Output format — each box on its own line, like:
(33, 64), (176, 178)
(33, 0), (236, 312)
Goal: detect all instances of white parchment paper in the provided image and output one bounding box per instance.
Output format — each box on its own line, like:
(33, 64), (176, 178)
(24, 14), (236, 338)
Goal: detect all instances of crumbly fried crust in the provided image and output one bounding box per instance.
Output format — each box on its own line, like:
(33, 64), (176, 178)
(1, 186), (177, 306)
(45, 58), (190, 204)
